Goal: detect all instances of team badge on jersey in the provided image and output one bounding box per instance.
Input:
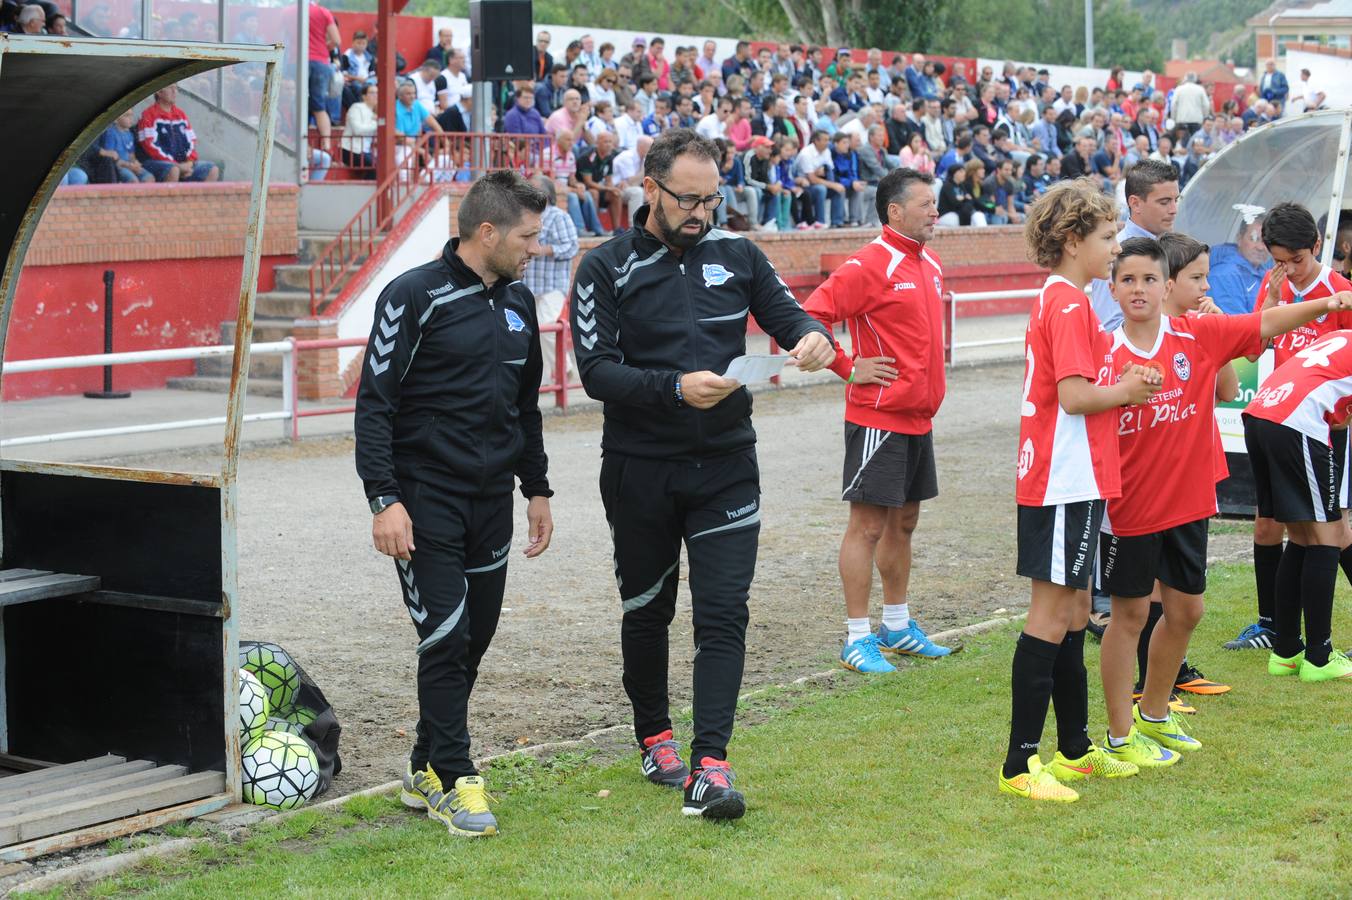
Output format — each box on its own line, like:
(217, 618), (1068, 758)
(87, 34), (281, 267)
(1172, 352), (1191, 382)
(933, 275), (942, 296)
(504, 308), (526, 332)
(702, 263), (734, 288)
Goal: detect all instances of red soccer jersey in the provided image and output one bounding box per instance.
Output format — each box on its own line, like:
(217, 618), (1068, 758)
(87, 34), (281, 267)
(1105, 313), (1263, 535)
(1245, 329), (1352, 442)
(1252, 265), (1352, 366)
(1016, 276), (1121, 506)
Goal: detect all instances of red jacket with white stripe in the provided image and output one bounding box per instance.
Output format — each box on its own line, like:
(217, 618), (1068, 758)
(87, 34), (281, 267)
(803, 226), (946, 435)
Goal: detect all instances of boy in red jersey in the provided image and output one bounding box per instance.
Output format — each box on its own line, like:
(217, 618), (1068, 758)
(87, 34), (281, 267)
(1244, 329), (1352, 681)
(1097, 238), (1352, 766)
(804, 168), (955, 674)
(999, 179), (1162, 804)
(1231, 203), (1352, 651)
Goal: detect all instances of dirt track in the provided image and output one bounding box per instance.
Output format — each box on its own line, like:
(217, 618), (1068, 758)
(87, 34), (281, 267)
(112, 363), (1249, 793)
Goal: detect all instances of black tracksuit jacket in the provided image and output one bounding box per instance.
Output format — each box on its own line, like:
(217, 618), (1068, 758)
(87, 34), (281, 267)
(570, 207), (833, 460)
(354, 239), (552, 502)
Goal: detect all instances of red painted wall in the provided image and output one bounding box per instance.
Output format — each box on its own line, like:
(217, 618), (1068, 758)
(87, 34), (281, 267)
(333, 11), (432, 75)
(4, 256), (289, 401)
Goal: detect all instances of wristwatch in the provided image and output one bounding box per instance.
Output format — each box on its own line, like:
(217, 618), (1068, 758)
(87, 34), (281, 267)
(369, 494), (400, 515)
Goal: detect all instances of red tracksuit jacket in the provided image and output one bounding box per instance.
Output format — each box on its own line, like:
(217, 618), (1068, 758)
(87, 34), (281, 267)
(803, 225), (946, 435)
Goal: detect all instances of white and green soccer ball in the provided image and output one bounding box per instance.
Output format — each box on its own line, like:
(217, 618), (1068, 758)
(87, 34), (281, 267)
(285, 705), (318, 729)
(264, 715), (304, 737)
(241, 731), (319, 810)
(238, 669), (269, 741)
(240, 643), (301, 714)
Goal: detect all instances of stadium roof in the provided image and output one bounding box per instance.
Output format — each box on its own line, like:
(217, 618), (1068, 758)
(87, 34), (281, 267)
(1250, 0), (1352, 26)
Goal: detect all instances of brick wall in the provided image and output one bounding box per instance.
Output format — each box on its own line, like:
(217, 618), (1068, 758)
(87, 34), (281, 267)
(294, 319), (343, 401)
(25, 183), (299, 267)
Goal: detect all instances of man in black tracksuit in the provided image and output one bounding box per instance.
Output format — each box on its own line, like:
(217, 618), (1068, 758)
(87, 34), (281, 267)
(571, 129), (836, 820)
(354, 171), (554, 838)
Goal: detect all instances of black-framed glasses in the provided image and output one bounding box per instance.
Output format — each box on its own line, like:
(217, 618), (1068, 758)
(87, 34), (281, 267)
(650, 177), (724, 211)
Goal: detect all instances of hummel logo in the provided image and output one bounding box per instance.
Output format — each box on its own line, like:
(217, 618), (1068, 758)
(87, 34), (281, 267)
(613, 252), (638, 275)
(725, 501), (757, 520)
(426, 282), (455, 298)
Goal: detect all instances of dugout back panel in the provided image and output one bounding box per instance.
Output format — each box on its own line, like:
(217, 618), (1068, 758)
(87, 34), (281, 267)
(0, 470), (221, 603)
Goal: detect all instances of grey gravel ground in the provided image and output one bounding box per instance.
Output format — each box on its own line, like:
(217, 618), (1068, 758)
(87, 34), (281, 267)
(83, 361), (1251, 794)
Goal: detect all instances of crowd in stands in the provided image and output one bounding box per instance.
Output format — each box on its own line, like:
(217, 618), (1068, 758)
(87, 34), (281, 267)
(306, 16), (1325, 233)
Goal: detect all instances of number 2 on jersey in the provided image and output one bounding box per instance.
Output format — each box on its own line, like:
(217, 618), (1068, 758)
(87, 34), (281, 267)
(1021, 347), (1036, 417)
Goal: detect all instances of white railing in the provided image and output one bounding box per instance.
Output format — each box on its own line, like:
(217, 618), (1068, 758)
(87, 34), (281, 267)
(1, 341), (296, 448)
(947, 288), (1038, 365)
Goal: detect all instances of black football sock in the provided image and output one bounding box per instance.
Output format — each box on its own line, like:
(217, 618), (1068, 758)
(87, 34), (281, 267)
(1339, 544), (1352, 590)
(1004, 632), (1060, 779)
(1274, 543), (1306, 659)
(1301, 545), (1339, 667)
(1051, 628), (1092, 759)
(1135, 601), (1163, 690)
(1254, 542), (1283, 628)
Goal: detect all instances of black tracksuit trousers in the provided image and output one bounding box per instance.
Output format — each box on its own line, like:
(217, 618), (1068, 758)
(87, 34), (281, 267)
(599, 449), (762, 766)
(395, 478), (512, 781)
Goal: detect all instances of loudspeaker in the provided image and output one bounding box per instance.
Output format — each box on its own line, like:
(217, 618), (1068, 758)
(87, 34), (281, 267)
(469, 0), (533, 82)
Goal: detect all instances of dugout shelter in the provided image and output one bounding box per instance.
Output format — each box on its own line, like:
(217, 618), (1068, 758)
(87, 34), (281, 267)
(0, 34), (281, 860)
(1175, 108), (1352, 515)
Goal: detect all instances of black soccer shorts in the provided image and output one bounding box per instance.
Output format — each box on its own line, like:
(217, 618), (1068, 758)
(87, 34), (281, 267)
(1244, 415), (1340, 524)
(840, 423), (938, 507)
(1099, 517), (1209, 598)
(1016, 499), (1105, 589)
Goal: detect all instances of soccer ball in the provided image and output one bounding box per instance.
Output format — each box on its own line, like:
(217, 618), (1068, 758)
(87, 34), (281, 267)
(238, 670), (269, 741)
(240, 643), (301, 713)
(285, 705), (318, 729)
(241, 731), (319, 810)
(264, 716), (304, 737)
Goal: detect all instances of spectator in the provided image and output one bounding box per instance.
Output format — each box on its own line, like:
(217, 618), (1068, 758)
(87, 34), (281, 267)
(576, 130), (620, 227)
(567, 63), (592, 104)
(793, 129), (838, 227)
(587, 100), (617, 140)
(673, 94), (698, 130)
(1021, 153), (1053, 200)
(340, 30), (374, 111)
(441, 49), (471, 105)
(562, 39), (582, 71)
(620, 36), (647, 73)
(1172, 72), (1209, 136)
(743, 134), (778, 227)
(615, 101), (643, 150)
(898, 130), (934, 176)
(436, 86), (470, 133)
(1030, 103), (1060, 158)
(393, 79), (441, 159)
(598, 42), (618, 72)
(938, 162), (983, 226)
(232, 10), (262, 42)
(307, 0), (340, 152)
(971, 124), (998, 171)
(634, 74), (659, 118)
(774, 136), (812, 229)
(15, 5), (44, 33)
(670, 45), (698, 91)
(921, 98), (947, 157)
(577, 33), (604, 80)
(536, 64), (569, 118)
(552, 128), (604, 235)
(1180, 133), (1209, 187)
(722, 40), (752, 81)
(981, 158), (1023, 224)
(1194, 115), (1217, 149)
(646, 37), (670, 91)
(591, 69), (619, 110)
(614, 64), (636, 108)
(411, 59), (447, 114)
(611, 134), (650, 221)
(1061, 134), (1097, 182)
(424, 26), (456, 70)
(1292, 67), (1326, 113)
(727, 97), (753, 151)
(1129, 106), (1158, 151)
(831, 131), (868, 226)
(697, 96), (732, 140)
(136, 85), (219, 182)
(546, 89), (585, 139)
(341, 83), (377, 176)
(864, 69), (886, 105)
(1209, 214), (1273, 314)
(856, 125), (892, 225)
(1242, 99), (1271, 130)
(1215, 115), (1242, 147)
(1258, 59), (1288, 105)
(46, 11), (66, 33)
(533, 30), (554, 82)
(97, 110), (154, 183)
(523, 175), (579, 379)
(642, 94), (673, 136)
(504, 85), (547, 135)
(719, 137), (762, 228)
(816, 101), (842, 136)
(1123, 133), (1150, 169)
(696, 39), (718, 80)
(937, 131), (972, 178)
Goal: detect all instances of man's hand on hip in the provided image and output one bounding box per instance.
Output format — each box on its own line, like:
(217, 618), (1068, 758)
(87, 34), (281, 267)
(680, 371), (740, 409)
(524, 496), (554, 558)
(789, 331), (835, 372)
(372, 502), (415, 560)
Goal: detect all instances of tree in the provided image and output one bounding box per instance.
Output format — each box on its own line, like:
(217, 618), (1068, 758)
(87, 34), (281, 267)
(768, 0), (947, 50)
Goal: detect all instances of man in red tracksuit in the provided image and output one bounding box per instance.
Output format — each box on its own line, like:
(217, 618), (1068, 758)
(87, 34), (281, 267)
(804, 167), (955, 674)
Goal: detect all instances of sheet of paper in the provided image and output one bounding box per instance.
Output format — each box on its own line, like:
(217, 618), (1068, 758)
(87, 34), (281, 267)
(722, 354), (788, 385)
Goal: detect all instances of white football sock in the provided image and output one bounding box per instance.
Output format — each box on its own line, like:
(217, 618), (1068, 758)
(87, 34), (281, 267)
(846, 617), (872, 644)
(881, 603), (910, 630)
(1107, 733), (1129, 748)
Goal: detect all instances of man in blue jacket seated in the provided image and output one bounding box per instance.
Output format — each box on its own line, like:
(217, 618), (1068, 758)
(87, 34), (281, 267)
(1209, 214), (1273, 314)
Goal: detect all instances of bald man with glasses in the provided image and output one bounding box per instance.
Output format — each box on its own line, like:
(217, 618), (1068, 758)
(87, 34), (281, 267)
(571, 129), (834, 821)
